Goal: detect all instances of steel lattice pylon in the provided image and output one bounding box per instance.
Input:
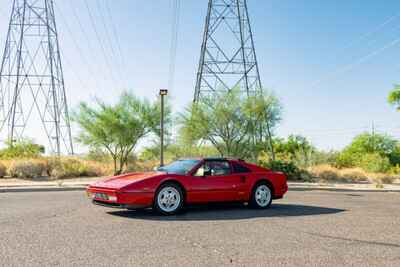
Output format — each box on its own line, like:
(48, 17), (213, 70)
(0, 0), (73, 155)
(194, 0), (262, 102)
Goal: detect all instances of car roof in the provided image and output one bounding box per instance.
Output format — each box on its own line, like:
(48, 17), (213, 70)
(180, 157), (245, 162)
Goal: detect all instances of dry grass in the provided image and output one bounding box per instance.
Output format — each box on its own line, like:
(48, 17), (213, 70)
(0, 157), (113, 180)
(0, 162), (6, 178)
(309, 164), (340, 181)
(7, 159), (47, 179)
(47, 157), (112, 179)
(338, 168), (368, 182)
(370, 173), (398, 185)
(124, 160), (158, 173)
(309, 164), (400, 184)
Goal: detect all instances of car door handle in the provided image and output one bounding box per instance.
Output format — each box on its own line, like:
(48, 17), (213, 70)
(240, 176), (246, 183)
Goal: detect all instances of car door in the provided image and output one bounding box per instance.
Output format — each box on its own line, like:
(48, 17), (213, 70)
(187, 160), (242, 203)
(230, 161), (253, 201)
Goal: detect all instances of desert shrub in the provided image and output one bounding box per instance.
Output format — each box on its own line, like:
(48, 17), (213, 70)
(8, 160), (46, 178)
(358, 153), (391, 173)
(310, 165), (371, 182)
(0, 162), (6, 178)
(48, 158), (108, 179)
(389, 164), (400, 175)
(372, 173), (397, 184)
(0, 139), (44, 159)
(125, 160), (158, 173)
(339, 168), (368, 182)
(85, 148), (112, 162)
(260, 160), (313, 181)
(335, 150), (360, 168)
(309, 150), (339, 166)
(309, 164), (339, 181)
(335, 133), (400, 169)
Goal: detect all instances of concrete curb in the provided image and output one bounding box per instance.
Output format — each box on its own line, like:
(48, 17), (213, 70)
(0, 185), (87, 193)
(288, 186), (400, 193)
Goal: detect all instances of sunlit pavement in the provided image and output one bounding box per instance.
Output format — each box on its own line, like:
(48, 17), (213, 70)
(1, 190), (399, 266)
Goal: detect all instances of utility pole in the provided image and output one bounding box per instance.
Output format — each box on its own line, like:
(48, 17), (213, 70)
(159, 89), (168, 167)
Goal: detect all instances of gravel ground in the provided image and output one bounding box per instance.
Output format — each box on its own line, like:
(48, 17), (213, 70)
(0, 190), (399, 266)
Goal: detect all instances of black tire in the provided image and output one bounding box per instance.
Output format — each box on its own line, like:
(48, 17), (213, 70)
(250, 182), (273, 209)
(154, 182), (184, 215)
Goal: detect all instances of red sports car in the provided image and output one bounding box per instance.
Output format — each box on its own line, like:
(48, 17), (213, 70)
(87, 158), (288, 215)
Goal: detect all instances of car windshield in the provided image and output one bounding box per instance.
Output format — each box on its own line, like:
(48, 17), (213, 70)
(157, 159), (200, 175)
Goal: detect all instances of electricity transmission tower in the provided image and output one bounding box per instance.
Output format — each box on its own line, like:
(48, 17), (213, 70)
(0, 0), (74, 155)
(194, 0), (275, 160)
(194, 0), (263, 102)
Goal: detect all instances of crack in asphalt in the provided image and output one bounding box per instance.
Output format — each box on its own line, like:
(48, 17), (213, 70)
(303, 231), (400, 248)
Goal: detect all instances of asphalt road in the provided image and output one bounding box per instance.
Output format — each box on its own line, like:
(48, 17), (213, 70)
(1, 190), (399, 267)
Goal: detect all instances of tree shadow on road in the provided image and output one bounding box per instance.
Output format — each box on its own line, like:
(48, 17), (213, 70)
(107, 203), (345, 221)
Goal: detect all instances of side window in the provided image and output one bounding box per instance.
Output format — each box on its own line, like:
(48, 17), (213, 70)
(194, 161), (231, 176)
(232, 162), (252, 174)
(208, 161), (231, 176)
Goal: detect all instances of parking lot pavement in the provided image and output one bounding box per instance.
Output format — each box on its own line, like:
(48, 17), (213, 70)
(1, 190), (399, 267)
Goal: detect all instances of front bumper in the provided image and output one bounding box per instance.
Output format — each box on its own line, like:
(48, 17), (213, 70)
(92, 199), (149, 209)
(87, 186), (154, 209)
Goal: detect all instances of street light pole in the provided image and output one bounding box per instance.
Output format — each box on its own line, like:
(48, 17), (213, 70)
(159, 89), (168, 167)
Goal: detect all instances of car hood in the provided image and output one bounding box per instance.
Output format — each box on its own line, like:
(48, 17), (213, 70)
(90, 172), (164, 190)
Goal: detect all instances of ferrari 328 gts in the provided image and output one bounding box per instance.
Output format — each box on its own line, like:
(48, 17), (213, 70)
(86, 158), (288, 215)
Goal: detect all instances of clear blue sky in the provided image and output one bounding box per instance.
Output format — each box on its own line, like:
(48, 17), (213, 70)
(0, 0), (400, 153)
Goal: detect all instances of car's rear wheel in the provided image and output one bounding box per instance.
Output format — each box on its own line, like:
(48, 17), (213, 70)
(154, 183), (184, 215)
(250, 182), (273, 209)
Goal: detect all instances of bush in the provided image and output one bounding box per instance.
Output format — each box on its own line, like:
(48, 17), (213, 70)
(310, 165), (370, 182)
(309, 164), (339, 181)
(124, 160), (158, 173)
(0, 139), (44, 159)
(359, 153), (391, 173)
(339, 168), (368, 182)
(0, 162), (6, 178)
(85, 148), (112, 162)
(335, 151), (360, 168)
(260, 160), (313, 181)
(8, 160), (46, 178)
(372, 174), (397, 184)
(47, 158), (107, 179)
(389, 164), (400, 175)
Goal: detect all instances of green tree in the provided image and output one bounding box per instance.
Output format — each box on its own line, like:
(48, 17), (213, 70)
(180, 88), (282, 160)
(388, 85), (400, 110)
(336, 133), (400, 169)
(74, 92), (170, 174)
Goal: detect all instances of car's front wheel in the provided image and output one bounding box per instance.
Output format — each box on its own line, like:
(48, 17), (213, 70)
(250, 182), (273, 209)
(154, 183), (184, 215)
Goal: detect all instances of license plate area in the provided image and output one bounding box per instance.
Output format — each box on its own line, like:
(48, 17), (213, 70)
(94, 193), (109, 201)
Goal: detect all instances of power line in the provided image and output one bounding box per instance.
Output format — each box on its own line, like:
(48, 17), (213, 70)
(84, 0), (119, 88)
(61, 50), (90, 94)
(311, 35), (400, 88)
(54, 2), (100, 91)
(103, 0), (129, 89)
(168, 0), (181, 92)
(95, 0), (121, 84)
(67, 0), (114, 92)
(337, 12), (400, 55)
